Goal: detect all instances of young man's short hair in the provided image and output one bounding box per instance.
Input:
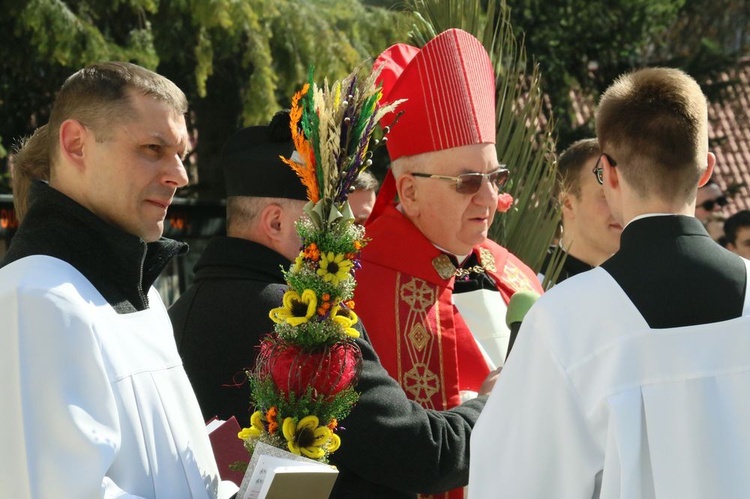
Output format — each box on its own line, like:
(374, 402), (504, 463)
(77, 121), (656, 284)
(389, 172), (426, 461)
(595, 67), (708, 202)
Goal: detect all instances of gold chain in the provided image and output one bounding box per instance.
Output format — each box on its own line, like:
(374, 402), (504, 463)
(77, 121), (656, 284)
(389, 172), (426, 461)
(454, 265), (487, 278)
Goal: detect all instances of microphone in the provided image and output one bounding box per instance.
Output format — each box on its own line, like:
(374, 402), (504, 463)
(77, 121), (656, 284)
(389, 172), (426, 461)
(505, 290), (540, 360)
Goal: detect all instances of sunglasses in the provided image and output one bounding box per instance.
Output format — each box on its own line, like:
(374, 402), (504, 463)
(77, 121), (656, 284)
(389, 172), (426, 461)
(699, 196), (728, 211)
(592, 154), (617, 185)
(411, 167), (510, 194)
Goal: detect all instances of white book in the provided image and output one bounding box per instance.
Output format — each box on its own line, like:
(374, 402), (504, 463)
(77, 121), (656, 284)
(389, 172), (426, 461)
(237, 443), (338, 499)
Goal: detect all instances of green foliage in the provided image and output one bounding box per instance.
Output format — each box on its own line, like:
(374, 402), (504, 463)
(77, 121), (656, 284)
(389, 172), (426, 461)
(494, 0), (750, 152)
(17, 0), (159, 67)
(409, 0), (561, 272)
(504, 0), (691, 148)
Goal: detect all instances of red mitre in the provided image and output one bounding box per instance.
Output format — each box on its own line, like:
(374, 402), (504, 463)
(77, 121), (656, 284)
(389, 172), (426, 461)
(365, 29), (497, 226)
(374, 28), (496, 161)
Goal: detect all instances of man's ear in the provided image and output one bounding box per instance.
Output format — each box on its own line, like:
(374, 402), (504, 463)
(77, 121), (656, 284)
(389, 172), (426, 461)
(697, 153), (716, 188)
(396, 174), (419, 217)
(602, 154), (619, 190)
(561, 192), (575, 220)
(59, 119), (88, 170)
(259, 202), (284, 240)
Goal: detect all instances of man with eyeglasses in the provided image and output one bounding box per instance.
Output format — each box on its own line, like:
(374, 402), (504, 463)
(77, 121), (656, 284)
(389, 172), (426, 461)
(470, 67), (750, 498)
(539, 138), (622, 284)
(353, 30), (542, 499)
(695, 179), (728, 241)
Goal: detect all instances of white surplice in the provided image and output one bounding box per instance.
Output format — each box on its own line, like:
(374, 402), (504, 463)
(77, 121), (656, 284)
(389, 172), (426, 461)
(469, 263), (750, 499)
(0, 256), (237, 499)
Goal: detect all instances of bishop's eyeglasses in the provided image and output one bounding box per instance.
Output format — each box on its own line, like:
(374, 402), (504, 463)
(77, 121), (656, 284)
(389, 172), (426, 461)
(411, 167), (510, 195)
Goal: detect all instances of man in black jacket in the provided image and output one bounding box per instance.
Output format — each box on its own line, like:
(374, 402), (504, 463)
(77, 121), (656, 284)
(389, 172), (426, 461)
(170, 111), (496, 498)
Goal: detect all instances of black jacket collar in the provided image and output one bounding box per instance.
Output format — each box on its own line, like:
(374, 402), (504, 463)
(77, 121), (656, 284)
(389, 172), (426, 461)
(192, 236), (289, 284)
(602, 214), (746, 328)
(617, 214), (708, 252)
(2, 181), (187, 313)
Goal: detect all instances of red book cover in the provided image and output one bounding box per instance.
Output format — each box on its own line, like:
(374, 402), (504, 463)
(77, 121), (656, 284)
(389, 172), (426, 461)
(206, 415), (248, 486)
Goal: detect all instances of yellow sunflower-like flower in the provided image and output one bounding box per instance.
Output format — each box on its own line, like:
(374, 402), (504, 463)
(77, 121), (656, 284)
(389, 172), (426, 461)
(269, 289), (318, 326)
(282, 415), (340, 459)
(292, 254), (305, 272)
(317, 252), (353, 285)
(238, 410), (265, 440)
(331, 305), (360, 338)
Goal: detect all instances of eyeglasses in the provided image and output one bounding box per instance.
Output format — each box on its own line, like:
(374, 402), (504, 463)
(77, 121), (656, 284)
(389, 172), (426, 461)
(411, 167), (510, 194)
(699, 196), (728, 211)
(592, 154), (617, 185)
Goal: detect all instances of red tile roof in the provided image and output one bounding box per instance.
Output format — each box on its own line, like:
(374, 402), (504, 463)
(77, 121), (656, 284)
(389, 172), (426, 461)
(707, 57), (750, 213)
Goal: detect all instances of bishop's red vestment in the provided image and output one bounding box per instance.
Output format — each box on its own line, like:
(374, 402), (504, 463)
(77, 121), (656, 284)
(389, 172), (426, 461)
(354, 204), (542, 411)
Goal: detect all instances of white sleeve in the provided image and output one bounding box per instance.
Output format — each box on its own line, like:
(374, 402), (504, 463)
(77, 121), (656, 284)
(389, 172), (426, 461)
(468, 306), (602, 499)
(0, 283), (146, 499)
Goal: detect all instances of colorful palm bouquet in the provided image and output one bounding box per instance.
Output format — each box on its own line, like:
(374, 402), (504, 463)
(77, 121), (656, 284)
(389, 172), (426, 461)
(238, 67), (401, 462)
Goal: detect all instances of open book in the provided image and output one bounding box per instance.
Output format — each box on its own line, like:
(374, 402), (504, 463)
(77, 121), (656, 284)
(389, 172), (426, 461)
(236, 442), (338, 499)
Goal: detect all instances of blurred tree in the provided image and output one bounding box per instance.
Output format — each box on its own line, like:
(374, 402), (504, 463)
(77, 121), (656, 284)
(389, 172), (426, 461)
(502, 0), (749, 151)
(657, 0), (749, 61)
(0, 0), (408, 197)
(503, 0), (685, 149)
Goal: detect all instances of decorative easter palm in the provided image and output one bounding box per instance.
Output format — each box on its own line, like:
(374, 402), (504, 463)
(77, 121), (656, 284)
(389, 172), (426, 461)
(238, 68), (401, 461)
(410, 0), (562, 283)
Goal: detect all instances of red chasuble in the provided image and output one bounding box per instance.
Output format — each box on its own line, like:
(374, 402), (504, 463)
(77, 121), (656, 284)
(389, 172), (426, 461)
(355, 205), (542, 412)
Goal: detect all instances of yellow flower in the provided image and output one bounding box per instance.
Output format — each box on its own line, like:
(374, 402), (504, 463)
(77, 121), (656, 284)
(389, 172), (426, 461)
(238, 410), (265, 440)
(282, 415), (339, 459)
(326, 432), (341, 452)
(269, 289), (318, 326)
(292, 254), (305, 272)
(317, 252), (353, 285)
(331, 305), (360, 338)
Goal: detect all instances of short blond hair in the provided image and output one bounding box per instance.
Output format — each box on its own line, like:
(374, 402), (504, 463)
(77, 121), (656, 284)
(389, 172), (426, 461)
(595, 67), (708, 202)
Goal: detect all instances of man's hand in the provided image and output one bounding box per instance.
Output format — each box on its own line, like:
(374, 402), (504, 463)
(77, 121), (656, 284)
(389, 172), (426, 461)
(479, 366), (502, 396)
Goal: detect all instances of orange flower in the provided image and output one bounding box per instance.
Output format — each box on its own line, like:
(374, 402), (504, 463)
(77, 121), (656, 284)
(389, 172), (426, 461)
(266, 407), (278, 422)
(327, 418), (338, 431)
(265, 407), (279, 434)
(353, 241), (362, 250)
(304, 243), (321, 261)
(345, 300), (355, 310)
(317, 300), (332, 316)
